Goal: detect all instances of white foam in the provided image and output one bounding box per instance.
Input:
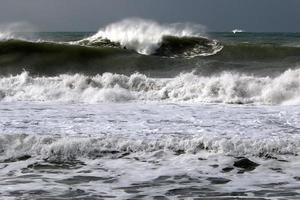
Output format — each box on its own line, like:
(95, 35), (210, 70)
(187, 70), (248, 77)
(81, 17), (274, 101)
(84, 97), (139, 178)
(2, 69), (300, 105)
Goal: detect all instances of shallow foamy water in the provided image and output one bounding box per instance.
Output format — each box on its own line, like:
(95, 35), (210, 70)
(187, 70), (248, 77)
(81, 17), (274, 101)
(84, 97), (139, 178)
(0, 102), (300, 199)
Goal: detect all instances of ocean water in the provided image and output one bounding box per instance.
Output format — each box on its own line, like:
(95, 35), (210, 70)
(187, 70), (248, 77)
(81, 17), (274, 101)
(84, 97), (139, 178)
(0, 19), (300, 199)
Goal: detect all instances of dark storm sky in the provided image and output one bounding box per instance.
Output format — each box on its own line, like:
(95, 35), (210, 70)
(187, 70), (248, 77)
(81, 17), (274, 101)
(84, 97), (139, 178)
(0, 0), (299, 32)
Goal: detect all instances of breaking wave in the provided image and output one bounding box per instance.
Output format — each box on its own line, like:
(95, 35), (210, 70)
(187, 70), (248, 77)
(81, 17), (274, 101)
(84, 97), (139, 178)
(1, 68), (300, 105)
(0, 133), (298, 162)
(75, 18), (222, 57)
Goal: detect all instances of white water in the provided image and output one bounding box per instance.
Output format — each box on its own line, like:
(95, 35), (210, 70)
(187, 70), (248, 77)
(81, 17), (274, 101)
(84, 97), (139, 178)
(1, 69), (300, 105)
(78, 18), (209, 55)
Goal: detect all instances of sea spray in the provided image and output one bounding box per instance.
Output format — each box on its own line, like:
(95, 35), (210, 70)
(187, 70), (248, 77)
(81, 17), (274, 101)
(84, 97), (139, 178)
(0, 22), (36, 40)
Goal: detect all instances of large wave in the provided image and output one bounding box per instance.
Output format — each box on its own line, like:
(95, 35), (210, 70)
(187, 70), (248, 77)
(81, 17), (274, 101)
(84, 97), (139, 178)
(1, 69), (300, 105)
(0, 19), (222, 59)
(75, 18), (222, 58)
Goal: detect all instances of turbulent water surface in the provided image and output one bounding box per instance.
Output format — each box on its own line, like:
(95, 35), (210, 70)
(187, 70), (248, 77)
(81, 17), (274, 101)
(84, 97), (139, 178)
(0, 19), (300, 199)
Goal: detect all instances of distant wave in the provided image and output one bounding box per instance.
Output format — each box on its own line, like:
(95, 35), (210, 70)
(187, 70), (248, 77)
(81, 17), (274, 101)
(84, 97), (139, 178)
(232, 29), (243, 34)
(1, 69), (300, 105)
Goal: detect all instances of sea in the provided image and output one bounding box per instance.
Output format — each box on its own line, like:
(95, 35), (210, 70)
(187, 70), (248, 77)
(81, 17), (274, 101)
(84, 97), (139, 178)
(0, 19), (300, 199)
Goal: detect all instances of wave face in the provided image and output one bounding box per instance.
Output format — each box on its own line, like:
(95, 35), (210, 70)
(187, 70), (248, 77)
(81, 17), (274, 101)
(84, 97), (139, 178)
(1, 69), (300, 105)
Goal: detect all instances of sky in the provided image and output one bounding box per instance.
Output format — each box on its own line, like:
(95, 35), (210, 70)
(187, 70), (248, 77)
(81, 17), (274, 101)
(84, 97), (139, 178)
(0, 0), (299, 32)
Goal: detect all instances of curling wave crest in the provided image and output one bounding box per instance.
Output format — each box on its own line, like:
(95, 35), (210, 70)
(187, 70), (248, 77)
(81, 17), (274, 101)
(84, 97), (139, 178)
(1, 68), (300, 105)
